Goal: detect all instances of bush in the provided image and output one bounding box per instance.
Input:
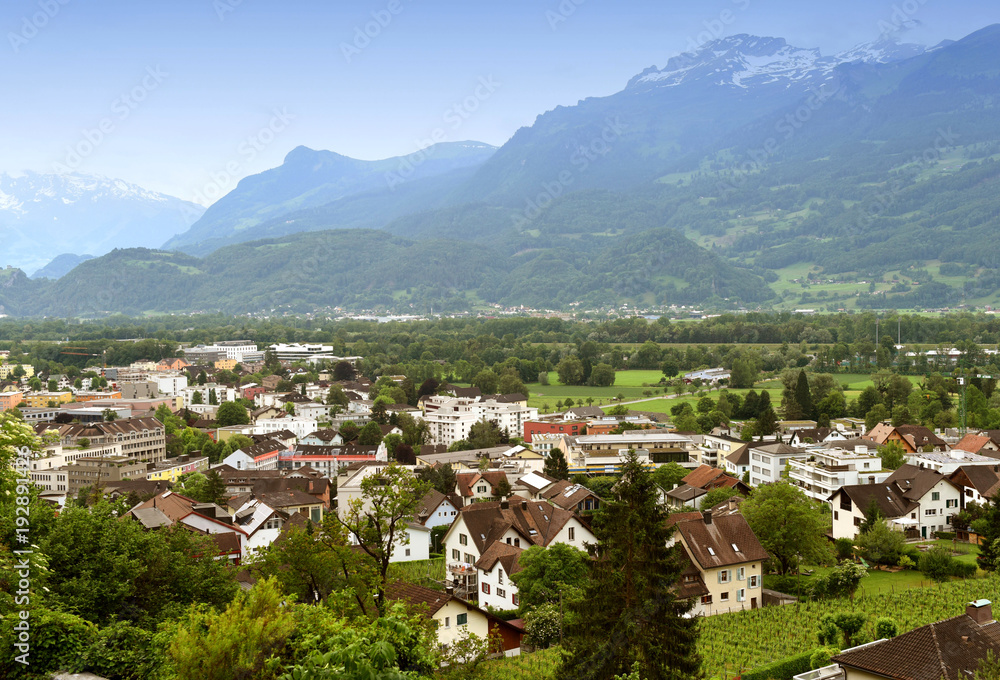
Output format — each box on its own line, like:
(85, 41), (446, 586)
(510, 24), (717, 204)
(742, 650), (814, 680)
(834, 538), (854, 561)
(809, 647), (836, 670)
(0, 607), (96, 677)
(875, 617), (898, 639)
(84, 620), (160, 680)
(523, 603), (562, 650)
(952, 561), (978, 579)
(934, 531), (956, 541)
(897, 555), (915, 570)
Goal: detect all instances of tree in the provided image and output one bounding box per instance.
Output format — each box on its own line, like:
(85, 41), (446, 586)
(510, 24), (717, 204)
(468, 418), (506, 450)
(919, 545), (955, 583)
(472, 369), (499, 395)
(794, 370), (814, 420)
(865, 403), (890, 431)
(339, 421), (360, 443)
(498, 371), (528, 397)
(558, 451), (701, 680)
(494, 477), (512, 500)
(741, 481), (831, 575)
(167, 577), (295, 680)
(208, 388), (218, 405)
(326, 384), (349, 408)
(102, 408), (118, 422)
(544, 448), (570, 481)
(216, 401), (250, 427)
(589, 363), (616, 387)
(699, 486), (743, 511)
(651, 462), (688, 493)
(191, 390), (204, 405)
(976, 494), (1000, 572)
(357, 421), (384, 446)
(417, 463), (457, 497)
(510, 543), (591, 612)
(859, 498), (884, 535)
(755, 406), (779, 438)
(332, 360), (357, 381)
(730, 358), (757, 389)
(855, 521), (906, 568)
(333, 464), (431, 613)
(556, 356), (585, 386)
(661, 358), (679, 381)
(877, 441), (907, 471)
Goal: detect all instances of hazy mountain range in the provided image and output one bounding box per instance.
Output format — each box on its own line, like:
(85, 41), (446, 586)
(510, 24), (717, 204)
(5, 25), (1000, 316)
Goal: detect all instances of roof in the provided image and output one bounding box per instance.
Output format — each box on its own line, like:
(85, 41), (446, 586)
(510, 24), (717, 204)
(474, 541), (523, 575)
(456, 471), (508, 497)
(414, 489), (452, 521)
(665, 483), (707, 502)
(790, 427), (834, 443)
(385, 581), (456, 616)
(455, 499), (580, 554)
(130, 507), (173, 529)
(725, 444), (750, 467)
(832, 610), (1000, 680)
(675, 544), (710, 600)
(682, 465), (728, 489)
(230, 489), (321, 510)
(885, 464), (957, 502)
(832, 483), (916, 519)
(748, 442), (801, 456)
(515, 471), (558, 492)
(674, 513), (769, 569)
(539, 480), (601, 511)
(896, 425), (949, 451)
(956, 434), (993, 454)
(950, 465), (1000, 497)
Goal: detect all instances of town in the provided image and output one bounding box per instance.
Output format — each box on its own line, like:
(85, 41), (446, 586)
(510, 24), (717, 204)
(3, 315), (1000, 679)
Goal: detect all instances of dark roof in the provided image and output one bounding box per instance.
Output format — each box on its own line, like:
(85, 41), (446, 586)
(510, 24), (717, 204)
(474, 541), (523, 575)
(442, 384), (482, 399)
(895, 425), (949, 451)
(456, 471), (508, 498)
(565, 406), (605, 419)
(885, 464), (958, 502)
(832, 610), (1000, 680)
(674, 513), (769, 569)
(675, 545), (710, 600)
(789, 427), (834, 443)
(540, 480), (601, 511)
(385, 581), (456, 616)
(950, 465), (1000, 497)
(414, 489), (451, 521)
(252, 477), (330, 498)
(230, 489), (322, 510)
(241, 439), (286, 458)
(725, 444), (750, 467)
(832, 483), (915, 519)
(748, 442), (801, 456)
(665, 484), (707, 502)
(305, 428), (341, 442)
(456, 499), (578, 554)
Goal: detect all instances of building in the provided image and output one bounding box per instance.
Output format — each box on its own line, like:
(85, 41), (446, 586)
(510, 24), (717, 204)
(220, 438), (287, 471)
(423, 396), (538, 448)
(386, 582), (522, 656)
(864, 423), (949, 453)
(522, 419), (586, 444)
(747, 442), (808, 487)
(828, 600), (1000, 680)
(701, 432), (752, 469)
(0, 391), (23, 411)
(67, 455), (150, 495)
(666, 465), (750, 510)
(268, 343), (335, 363)
(146, 455), (210, 483)
(22, 391), (73, 408)
(475, 542), (523, 612)
(573, 431), (696, 469)
(788, 445), (891, 502)
(949, 465), (1000, 506)
(683, 368), (731, 384)
(41, 417), (167, 465)
(828, 464), (963, 540)
(672, 511), (769, 616)
(154, 374), (189, 397)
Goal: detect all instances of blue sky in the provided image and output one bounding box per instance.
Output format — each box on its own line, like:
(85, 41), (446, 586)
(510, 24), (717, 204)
(1, 0), (995, 205)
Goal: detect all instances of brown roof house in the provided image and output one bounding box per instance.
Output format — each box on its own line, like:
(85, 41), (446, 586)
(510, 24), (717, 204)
(664, 464), (750, 510)
(671, 511), (769, 616)
(830, 599), (1000, 680)
(865, 423), (948, 453)
(386, 581), (522, 657)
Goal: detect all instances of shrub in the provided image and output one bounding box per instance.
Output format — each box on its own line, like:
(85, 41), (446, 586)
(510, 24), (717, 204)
(934, 531), (956, 541)
(875, 617), (898, 640)
(809, 647), (836, 670)
(0, 607), (96, 677)
(523, 603), (562, 650)
(742, 650), (814, 680)
(834, 538), (854, 561)
(897, 555), (915, 570)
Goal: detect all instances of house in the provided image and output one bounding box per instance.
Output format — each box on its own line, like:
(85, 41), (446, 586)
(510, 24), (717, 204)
(722, 443), (751, 478)
(386, 581), (522, 656)
(220, 438), (287, 471)
(788, 445), (891, 502)
(414, 489), (460, 532)
(672, 511), (769, 616)
(949, 465), (1000, 506)
(829, 599), (1000, 680)
(954, 433), (1000, 459)
(665, 465), (750, 510)
(510, 471), (560, 501)
(700, 432), (753, 469)
(126, 490), (248, 559)
(864, 423), (949, 453)
(300, 428), (345, 446)
(456, 470), (509, 503)
(828, 464), (963, 539)
(539, 480), (602, 513)
(747, 442), (808, 487)
(787, 427), (849, 447)
(228, 489), (325, 554)
(475, 542), (522, 611)
(442, 499), (594, 600)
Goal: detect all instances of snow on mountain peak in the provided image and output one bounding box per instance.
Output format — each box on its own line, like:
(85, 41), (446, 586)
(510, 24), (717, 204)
(0, 170), (172, 212)
(628, 33), (927, 91)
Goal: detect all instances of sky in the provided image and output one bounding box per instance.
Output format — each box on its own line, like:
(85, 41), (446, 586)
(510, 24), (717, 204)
(0, 0), (996, 206)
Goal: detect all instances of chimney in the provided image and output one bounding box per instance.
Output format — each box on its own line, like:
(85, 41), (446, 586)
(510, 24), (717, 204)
(703, 511), (712, 525)
(446, 586), (454, 595)
(500, 500), (509, 510)
(521, 500), (528, 511)
(967, 600), (993, 625)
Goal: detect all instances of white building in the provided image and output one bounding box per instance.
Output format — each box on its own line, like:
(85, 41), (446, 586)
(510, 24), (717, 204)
(829, 464), (963, 540)
(476, 543), (522, 612)
(912, 450), (1000, 475)
(251, 416), (318, 440)
(269, 343), (335, 363)
(154, 374), (189, 397)
(788, 445), (891, 502)
(180, 383), (237, 406)
(423, 396), (538, 448)
(747, 443), (809, 487)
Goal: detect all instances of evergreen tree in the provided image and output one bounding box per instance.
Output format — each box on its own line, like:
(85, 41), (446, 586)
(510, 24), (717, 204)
(558, 451), (701, 680)
(976, 494), (1000, 572)
(544, 447), (570, 481)
(795, 370), (814, 420)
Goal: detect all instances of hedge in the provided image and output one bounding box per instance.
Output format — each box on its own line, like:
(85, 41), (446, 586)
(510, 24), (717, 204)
(741, 649), (814, 680)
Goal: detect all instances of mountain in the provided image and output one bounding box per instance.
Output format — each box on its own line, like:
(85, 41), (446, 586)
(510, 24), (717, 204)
(0, 172), (204, 274)
(163, 141), (497, 255)
(30, 253), (95, 279)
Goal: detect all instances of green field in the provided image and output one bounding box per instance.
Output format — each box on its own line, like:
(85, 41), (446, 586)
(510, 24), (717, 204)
(527, 370), (675, 409)
(474, 575), (1000, 680)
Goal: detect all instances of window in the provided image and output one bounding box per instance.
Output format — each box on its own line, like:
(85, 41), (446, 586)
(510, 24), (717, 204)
(568, 527), (575, 541)
(460, 534), (468, 546)
(477, 486), (487, 493)
(465, 553), (474, 564)
(737, 567), (745, 581)
(840, 496), (852, 511)
(932, 492), (940, 501)
(513, 593), (519, 606)
(482, 583), (490, 594)
(737, 589), (746, 602)
(700, 594), (713, 605)
(497, 588), (505, 598)
(457, 613), (467, 626)
(720, 592), (729, 602)
(834, 511), (839, 520)
(443, 617), (450, 628)
(405, 548), (411, 557)
(514, 538), (520, 548)
(452, 549), (460, 560)
(719, 570), (730, 584)
(749, 575), (760, 588)
(925, 509), (937, 516)
(854, 517), (862, 527)
(498, 568), (504, 585)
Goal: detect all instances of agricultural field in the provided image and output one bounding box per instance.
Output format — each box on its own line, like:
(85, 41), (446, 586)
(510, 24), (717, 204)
(475, 575), (1000, 680)
(387, 557), (444, 591)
